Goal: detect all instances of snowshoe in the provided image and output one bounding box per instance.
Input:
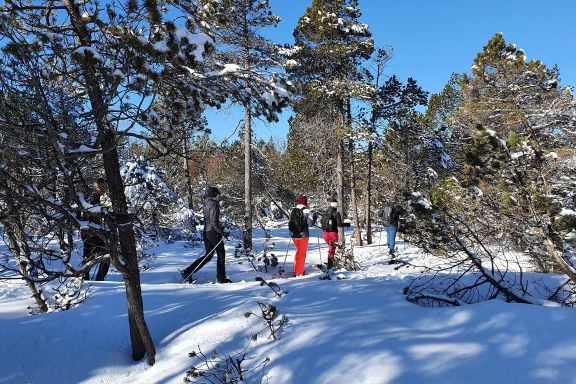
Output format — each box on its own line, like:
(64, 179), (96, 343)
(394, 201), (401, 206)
(315, 264), (332, 280)
(179, 269), (195, 284)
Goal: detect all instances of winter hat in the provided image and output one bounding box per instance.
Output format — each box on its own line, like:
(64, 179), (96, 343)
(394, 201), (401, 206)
(207, 186), (221, 198)
(297, 195), (308, 206)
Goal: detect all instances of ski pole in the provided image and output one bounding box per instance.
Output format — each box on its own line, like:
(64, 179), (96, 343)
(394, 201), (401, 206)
(243, 247), (258, 271)
(317, 235), (323, 266)
(281, 237), (292, 271)
(181, 236), (225, 283)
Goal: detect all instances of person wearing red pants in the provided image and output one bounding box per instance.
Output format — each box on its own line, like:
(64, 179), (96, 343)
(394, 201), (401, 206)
(321, 197), (343, 274)
(288, 195), (312, 276)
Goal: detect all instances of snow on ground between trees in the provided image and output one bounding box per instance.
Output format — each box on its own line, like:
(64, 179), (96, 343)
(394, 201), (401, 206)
(1, 227), (576, 383)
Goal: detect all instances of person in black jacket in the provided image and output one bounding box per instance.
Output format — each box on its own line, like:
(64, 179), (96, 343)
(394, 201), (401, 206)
(288, 195), (312, 276)
(180, 187), (230, 283)
(321, 197), (343, 271)
(380, 198), (405, 257)
(80, 177), (110, 281)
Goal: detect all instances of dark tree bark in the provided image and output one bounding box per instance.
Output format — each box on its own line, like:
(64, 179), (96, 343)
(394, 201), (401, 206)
(347, 98), (362, 245)
(2, 218), (49, 313)
(63, 0), (156, 365)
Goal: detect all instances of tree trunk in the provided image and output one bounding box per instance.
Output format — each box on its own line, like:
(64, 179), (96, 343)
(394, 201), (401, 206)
(63, 0), (156, 365)
(3, 219), (49, 313)
(182, 136), (196, 230)
(346, 98), (362, 245)
(243, 104), (253, 253)
(101, 133), (157, 365)
(242, 2), (253, 253)
(182, 137), (194, 211)
(336, 100), (346, 244)
(365, 141), (373, 245)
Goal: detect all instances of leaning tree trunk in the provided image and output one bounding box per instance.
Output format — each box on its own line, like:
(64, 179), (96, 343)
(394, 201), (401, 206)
(63, 0), (155, 365)
(2, 219), (49, 313)
(101, 131), (157, 365)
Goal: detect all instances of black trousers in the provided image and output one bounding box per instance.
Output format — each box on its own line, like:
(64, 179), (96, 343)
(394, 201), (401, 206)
(82, 234), (110, 281)
(183, 231), (226, 282)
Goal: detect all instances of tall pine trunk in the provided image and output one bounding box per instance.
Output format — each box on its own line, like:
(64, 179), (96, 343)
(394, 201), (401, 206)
(364, 141), (373, 244)
(336, 99), (346, 243)
(347, 98), (362, 245)
(64, 0), (155, 365)
(242, 2), (253, 253)
(243, 104), (253, 252)
(182, 137), (194, 211)
(182, 136), (196, 230)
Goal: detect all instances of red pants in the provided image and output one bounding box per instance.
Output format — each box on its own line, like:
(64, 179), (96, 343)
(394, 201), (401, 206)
(322, 231), (339, 268)
(292, 237), (309, 276)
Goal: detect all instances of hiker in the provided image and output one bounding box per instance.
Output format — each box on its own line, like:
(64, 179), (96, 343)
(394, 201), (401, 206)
(180, 187), (231, 283)
(380, 198), (405, 257)
(80, 177), (110, 281)
(321, 197), (343, 272)
(288, 195), (312, 276)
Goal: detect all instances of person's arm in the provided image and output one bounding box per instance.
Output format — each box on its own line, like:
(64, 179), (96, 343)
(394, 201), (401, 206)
(336, 211), (343, 227)
(208, 200), (223, 235)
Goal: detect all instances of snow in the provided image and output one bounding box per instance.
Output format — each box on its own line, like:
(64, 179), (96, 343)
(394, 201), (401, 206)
(559, 208), (576, 217)
(206, 63), (241, 77)
(74, 46), (104, 62)
(2, 227), (576, 383)
(285, 59), (299, 68)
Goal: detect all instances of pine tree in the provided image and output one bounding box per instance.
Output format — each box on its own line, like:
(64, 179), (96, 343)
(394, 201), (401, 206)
(0, 0), (289, 364)
(286, 0), (374, 241)
(196, 0), (290, 253)
(406, 33), (576, 304)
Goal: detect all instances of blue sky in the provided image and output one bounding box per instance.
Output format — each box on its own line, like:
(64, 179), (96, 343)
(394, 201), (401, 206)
(206, 0), (576, 143)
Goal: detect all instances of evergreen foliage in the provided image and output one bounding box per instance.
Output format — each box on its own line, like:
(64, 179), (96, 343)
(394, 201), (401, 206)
(405, 33), (576, 304)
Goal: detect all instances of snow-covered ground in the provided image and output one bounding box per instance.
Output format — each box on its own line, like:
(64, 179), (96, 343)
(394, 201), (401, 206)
(2, 226), (576, 383)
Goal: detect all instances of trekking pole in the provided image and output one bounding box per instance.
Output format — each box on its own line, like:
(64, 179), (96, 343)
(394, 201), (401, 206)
(281, 237), (292, 272)
(244, 247), (259, 271)
(181, 236), (225, 283)
(317, 236), (323, 266)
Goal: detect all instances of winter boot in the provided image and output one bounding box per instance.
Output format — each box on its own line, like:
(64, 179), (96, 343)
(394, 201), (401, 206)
(179, 269), (193, 284)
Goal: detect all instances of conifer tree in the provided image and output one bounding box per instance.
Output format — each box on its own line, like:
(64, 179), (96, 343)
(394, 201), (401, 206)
(406, 34), (576, 304)
(0, 0), (288, 364)
(196, 0), (289, 253)
(287, 0), (373, 241)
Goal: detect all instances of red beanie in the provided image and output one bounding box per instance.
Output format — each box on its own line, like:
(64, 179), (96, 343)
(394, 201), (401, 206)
(297, 195), (308, 205)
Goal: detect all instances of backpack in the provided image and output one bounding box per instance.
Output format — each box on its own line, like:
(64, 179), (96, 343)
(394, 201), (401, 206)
(381, 205), (393, 226)
(289, 208), (306, 235)
(321, 209), (338, 232)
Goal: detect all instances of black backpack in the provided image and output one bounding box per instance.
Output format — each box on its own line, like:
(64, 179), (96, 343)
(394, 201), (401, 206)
(289, 208), (306, 235)
(381, 205), (393, 226)
(321, 209), (338, 232)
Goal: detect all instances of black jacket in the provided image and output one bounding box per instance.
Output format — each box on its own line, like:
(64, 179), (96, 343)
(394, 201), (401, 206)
(289, 207), (312, 238)
(203, 197), (223, 235)
(381, 203), (405, 227)
(322, 207), (343, 232)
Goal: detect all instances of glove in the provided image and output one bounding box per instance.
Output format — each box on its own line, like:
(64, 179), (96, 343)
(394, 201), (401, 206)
(222, 231), (230, 240)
